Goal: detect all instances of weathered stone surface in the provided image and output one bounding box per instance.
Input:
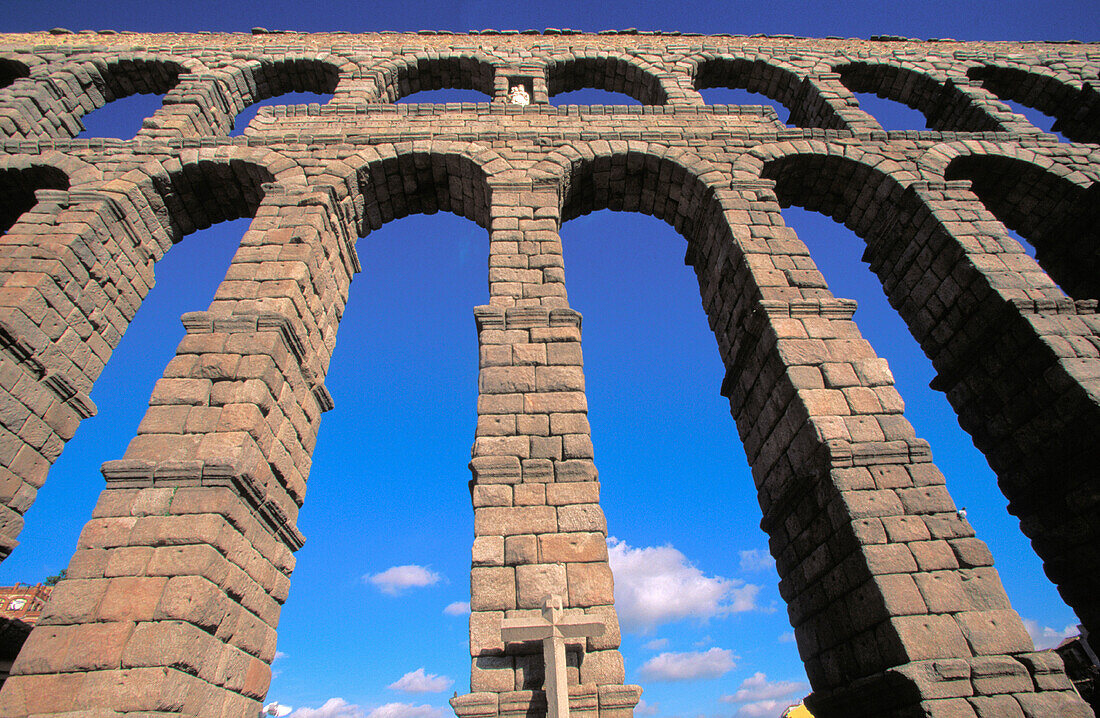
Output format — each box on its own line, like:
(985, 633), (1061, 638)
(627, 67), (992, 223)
(515, 563), (567, 609)
(0, 29), (1092, 718)
(471, 567), (517, 611)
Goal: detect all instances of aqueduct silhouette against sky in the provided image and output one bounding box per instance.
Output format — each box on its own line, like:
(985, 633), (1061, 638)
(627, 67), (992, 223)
(0, 30), (1096, 718)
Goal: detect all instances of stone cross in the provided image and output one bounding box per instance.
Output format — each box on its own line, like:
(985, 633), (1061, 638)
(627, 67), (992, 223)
(500, 596), (604, 718)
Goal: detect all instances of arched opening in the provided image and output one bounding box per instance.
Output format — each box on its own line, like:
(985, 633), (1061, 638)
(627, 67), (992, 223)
(376, 56), (496, 103)
(0, 218), (243, 585)
(758, 150), (1082, 644)
(549, 147), (1060, 713)
(945, 154), (1099, 300)
(231, 92), (334, 135)
(0, 158), (276, 566)
(777, 203), (1077, 644)
(264, 211), (483, 713)
(0, 165), (69, 235)
(0, 59), (30, 91)
(547, 57), (668, 105)
(259, 150), (491, 712)
(550, 88), (641, 105)
(558, 208), (804, 715)
(396, 88), (491, 103)
(697, 86), (790, 122)
(76, 92), (165, 138)
(229, 59), (341, 135)
(835, 62), (1000, 132)
(967, 65), (1100, 144)
(693, 58), (800, 124)
(68, 57), (187, 139)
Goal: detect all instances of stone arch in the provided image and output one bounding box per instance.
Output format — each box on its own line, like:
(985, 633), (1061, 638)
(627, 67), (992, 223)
(216, 54), (351, 121)
(917, 142), (1098, 299)
(532, 142), (727, 228)
(122, 147), (303, 251)
(967, 63), (1100, 143)
(745, 143), (1100, 651)
(743, 141), (920, 234)
(945, 154), (1098, 300)
(545, 52), (673, 104)
(915, 140), (1097, 186)
(59, 53), (201, 104)
(0, 150), (101, 182)
(318, 141), (511, 238)
(681, 53), (849, 129)
(834, 60), (1002, 131)
(5, 53), (207, 138)
(368, 53), (498, 103)
(526, 140), (1055, 717)
(0, 146), (302, 560)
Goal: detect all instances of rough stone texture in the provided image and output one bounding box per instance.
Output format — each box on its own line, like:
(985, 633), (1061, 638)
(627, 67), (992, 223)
(0, 29), (1094, 718)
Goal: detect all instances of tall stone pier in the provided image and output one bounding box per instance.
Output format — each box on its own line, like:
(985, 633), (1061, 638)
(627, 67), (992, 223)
(0, 29), (1095, 718)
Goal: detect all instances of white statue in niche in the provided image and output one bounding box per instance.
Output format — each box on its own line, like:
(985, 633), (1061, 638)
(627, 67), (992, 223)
(509, 84), (530, 105)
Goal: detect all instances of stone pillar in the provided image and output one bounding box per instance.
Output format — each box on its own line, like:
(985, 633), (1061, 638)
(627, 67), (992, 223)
(0, 187), (158, 560)
(0, 185), (357, 716)
(936, 76), (1044, 135)
(798, 74), (885, 132)
(866, 180), (1100, 656)
(137, 74), (236, 139)
(684, 180), (1090, 718)
(452, 182), (641, 718)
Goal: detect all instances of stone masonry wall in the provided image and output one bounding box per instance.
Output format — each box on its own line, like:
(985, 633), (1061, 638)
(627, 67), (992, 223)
(0, 29), (1095, 718)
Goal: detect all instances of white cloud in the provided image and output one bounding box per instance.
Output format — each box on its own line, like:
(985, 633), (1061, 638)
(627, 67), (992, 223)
(637, 647), (736, 682)
(635, 699), (660, 716)
(737, 700), (791, 717)
(366, 704), (443, 718)
(367, 565), (442, 595)
(1023, 619), (1077, 650)
(739, 549), (775, 573)
(290, 698), (366, 718)
(644, 638), (669, 651)
(264, 703), (293, 717)
(388, 668), (454, 694)
(443, 601), (471, 616)
(607, 538), (761, 633)
(778, 632), (796, 644)
(721, 672), (808, 703)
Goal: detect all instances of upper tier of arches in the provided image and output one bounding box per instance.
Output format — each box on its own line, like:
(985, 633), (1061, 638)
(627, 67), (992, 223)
(0, 44), (1094, 140)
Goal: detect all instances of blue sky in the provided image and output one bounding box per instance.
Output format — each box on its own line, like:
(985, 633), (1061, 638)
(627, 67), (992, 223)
(1, 2), (1097, 718)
